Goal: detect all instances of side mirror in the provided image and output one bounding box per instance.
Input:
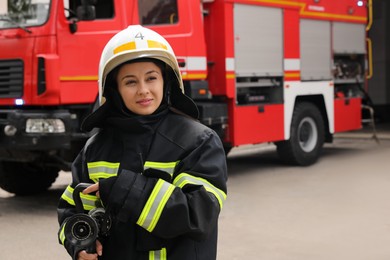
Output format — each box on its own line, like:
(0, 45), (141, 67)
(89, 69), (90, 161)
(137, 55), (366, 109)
(69, 18), (78, 34)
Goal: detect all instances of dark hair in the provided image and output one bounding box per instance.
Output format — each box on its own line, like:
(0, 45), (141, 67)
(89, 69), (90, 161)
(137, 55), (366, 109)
(103, 58), (181, 113)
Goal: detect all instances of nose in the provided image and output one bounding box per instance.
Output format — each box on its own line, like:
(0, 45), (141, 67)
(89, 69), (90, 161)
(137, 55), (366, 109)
(136, 82), (149, 95)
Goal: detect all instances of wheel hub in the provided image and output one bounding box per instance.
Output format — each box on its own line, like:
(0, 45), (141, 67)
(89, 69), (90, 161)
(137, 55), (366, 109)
(298, 117), (318, 153)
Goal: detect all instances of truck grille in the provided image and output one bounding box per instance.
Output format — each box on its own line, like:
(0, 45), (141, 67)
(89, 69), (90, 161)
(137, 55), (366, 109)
(0, 59), (23, 98)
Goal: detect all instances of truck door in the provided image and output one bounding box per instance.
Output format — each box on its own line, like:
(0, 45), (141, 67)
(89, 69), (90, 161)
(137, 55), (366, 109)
(138, 0), (207, 84)
(56, 0), (129, 105)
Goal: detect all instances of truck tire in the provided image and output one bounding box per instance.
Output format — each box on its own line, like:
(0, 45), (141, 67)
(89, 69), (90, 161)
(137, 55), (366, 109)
(0, 161), (59, 195)
(276, 102), (325, 166)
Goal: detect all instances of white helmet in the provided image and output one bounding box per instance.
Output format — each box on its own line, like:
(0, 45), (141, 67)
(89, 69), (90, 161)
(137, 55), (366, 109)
(95, 25), (198, 120)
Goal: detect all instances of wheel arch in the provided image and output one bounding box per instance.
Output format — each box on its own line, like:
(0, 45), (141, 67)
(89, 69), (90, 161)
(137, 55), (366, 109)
(285, 94), (332, 142)
(295, 95), (332, 142)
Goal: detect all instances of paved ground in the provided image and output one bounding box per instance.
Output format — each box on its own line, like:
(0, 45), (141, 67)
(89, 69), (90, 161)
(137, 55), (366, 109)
(218, 122), (390, 260)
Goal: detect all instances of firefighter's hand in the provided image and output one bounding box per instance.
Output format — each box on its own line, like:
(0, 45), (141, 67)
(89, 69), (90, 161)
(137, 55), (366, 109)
(82, 183), (100, 198)
(77, 240), (103, 260)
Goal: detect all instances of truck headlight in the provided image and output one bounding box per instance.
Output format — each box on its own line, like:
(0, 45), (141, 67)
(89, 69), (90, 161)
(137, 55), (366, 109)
(26, 119), (66, 133)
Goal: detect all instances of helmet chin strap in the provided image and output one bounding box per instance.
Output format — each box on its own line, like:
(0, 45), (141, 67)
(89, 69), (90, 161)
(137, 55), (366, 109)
(163, 66), (181, 108)
(165, 84), (172, 107)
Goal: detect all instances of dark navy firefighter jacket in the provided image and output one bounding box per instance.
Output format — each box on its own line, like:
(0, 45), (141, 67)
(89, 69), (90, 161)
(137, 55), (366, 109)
(57, 107), (228, 260)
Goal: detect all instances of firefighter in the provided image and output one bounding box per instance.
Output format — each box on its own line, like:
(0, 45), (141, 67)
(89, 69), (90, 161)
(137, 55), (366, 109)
(57, 25), (228, 260)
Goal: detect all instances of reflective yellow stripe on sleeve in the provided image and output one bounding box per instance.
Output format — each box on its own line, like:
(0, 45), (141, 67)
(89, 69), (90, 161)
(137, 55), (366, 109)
(173, 173), (226, 210)
(137, 179), (175, 232)
(149, 248), (167, 260)
(87, 161), (120, 182)
(59, 223), (66, 245)
(144, 161), (179, 178)
(60, 185), (100, 211)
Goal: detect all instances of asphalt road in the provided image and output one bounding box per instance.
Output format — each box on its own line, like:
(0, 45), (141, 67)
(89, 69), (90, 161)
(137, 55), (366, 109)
(0, 125), (390, 260)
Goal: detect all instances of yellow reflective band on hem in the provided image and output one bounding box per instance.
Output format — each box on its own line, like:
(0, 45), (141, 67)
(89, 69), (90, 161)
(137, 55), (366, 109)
(88, 173), (117, 183)
(173, 173), (226, 210)
(113, 41), (136, 54)
(144, 161), (179, 177)
(87, 161), (120, 182)
(149, 248), (167, 260)
(59, 224), (66, 245)
(61, 185), (100, 211)
(137, 180), (175, 232)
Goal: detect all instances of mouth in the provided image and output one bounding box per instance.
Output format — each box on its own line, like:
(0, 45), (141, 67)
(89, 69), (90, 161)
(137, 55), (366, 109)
(136, 98), (153, 106)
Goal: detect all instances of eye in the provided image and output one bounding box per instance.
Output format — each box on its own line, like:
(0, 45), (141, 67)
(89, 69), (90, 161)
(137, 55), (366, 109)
(124, 79), (137, 86)
(146, 76), (157, 82)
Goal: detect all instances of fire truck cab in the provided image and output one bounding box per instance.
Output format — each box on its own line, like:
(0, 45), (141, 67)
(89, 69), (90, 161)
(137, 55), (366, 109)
(0, 0), (369, 194)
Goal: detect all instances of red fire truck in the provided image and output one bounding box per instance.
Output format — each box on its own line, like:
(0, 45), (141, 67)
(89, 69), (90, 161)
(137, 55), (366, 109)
(0, 0), (370, 195)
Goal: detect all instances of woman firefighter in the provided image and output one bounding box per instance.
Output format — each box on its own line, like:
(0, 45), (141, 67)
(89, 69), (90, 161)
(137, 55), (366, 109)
(57, 25), (228, 260)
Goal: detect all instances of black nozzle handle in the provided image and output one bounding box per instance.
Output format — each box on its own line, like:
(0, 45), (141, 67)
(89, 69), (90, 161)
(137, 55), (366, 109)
(73, 183), (93, 213)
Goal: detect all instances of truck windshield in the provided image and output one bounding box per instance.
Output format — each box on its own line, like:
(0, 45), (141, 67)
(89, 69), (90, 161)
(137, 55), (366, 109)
(0, 0), (51, 30)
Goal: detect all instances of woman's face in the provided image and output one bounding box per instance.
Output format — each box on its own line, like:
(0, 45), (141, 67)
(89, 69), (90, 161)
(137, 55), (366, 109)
(116, 61), (164, 115)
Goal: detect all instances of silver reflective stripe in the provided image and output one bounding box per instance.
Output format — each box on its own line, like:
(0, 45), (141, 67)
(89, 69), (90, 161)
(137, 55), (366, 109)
(144, 161), (179, 178)
(173, 173), (226, 209)
(149, 248), (167, 260)
(87, 161), (119, 181)
(137, 179), (175, 232)
(60, 185), (100, 211)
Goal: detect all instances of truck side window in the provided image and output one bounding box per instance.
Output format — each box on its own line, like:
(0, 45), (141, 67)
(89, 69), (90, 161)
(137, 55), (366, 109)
(64, 0), (114, 20)
(138, 0), (178, 25)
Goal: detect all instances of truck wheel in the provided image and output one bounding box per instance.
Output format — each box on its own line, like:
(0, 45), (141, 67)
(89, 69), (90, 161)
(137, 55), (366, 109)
(276, 102), (325, 166)
(0, 161), (59, 195)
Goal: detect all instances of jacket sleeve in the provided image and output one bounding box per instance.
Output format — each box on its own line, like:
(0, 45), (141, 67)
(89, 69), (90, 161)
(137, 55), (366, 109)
(57, 148), (98, 259)
(99, 128), (227, 241)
